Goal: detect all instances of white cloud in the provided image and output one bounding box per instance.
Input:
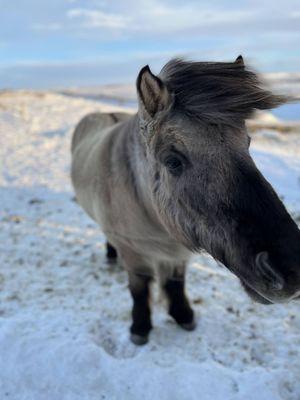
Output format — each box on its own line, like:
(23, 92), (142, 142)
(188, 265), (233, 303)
(65, 2), (256, 35)
(290, 11), (300, 18)
(67, 8), (130, 29)
(24, 0), (296, 42)
(133, 2), (255, 32)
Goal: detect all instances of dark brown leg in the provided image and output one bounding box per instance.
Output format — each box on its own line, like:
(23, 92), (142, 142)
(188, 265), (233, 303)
(117, 246), (153, 345)
(106, 241), (117, 261)
(164, 269), (196, 331)
(128, 272), (152, 345)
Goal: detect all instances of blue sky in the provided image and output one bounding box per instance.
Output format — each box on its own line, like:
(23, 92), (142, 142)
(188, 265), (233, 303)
(1, 0), (300, 88)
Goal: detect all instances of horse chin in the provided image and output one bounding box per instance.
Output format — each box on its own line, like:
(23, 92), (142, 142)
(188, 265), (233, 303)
(240, 280), (273, 305)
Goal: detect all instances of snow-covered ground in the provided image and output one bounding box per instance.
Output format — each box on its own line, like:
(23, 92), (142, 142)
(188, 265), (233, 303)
(0, 90), (299, 400)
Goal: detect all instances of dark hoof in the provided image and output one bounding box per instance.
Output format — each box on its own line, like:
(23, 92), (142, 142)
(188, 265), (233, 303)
(179, 319), (197, 331)
(169, 304), (195, 331)
(130, 333), (149, 345)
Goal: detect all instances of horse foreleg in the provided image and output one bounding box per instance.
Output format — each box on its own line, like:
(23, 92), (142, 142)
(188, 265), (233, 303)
(162, 266), (196, 331)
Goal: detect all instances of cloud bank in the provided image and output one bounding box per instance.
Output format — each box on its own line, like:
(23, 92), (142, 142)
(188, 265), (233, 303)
(0, 0), (299, 88)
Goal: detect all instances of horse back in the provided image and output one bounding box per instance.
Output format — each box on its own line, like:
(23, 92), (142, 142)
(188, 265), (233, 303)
(71, 112), (131, 153)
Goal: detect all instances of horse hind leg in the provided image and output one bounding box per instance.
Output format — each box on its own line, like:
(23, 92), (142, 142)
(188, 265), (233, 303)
(106, 241), (118, 262)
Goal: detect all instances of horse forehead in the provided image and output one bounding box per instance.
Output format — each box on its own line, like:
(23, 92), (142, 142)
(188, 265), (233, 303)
(155, 120), (208, 148)
(157, 125), (223, 151)
(155, 114), (246, 153)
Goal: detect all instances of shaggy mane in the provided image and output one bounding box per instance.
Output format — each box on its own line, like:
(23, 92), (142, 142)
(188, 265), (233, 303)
(159, 58), (288, 125)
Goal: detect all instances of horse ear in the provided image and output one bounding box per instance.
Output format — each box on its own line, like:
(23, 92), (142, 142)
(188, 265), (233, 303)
(235, 55), (244, 66)
(137, 65), (171, 119)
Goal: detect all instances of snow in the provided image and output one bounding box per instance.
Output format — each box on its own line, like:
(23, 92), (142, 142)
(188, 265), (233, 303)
(250, 131), (300, 214)
(0, 90), (299, 400)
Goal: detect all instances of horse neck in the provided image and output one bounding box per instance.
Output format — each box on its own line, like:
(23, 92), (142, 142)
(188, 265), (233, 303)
(124, 114), (160, 223)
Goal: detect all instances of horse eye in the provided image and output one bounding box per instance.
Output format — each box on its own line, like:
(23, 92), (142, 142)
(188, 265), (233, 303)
(164, 156), (183, 176)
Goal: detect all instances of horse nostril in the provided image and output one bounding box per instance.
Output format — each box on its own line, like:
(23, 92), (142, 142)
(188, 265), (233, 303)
(255, 251), (285, 291)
